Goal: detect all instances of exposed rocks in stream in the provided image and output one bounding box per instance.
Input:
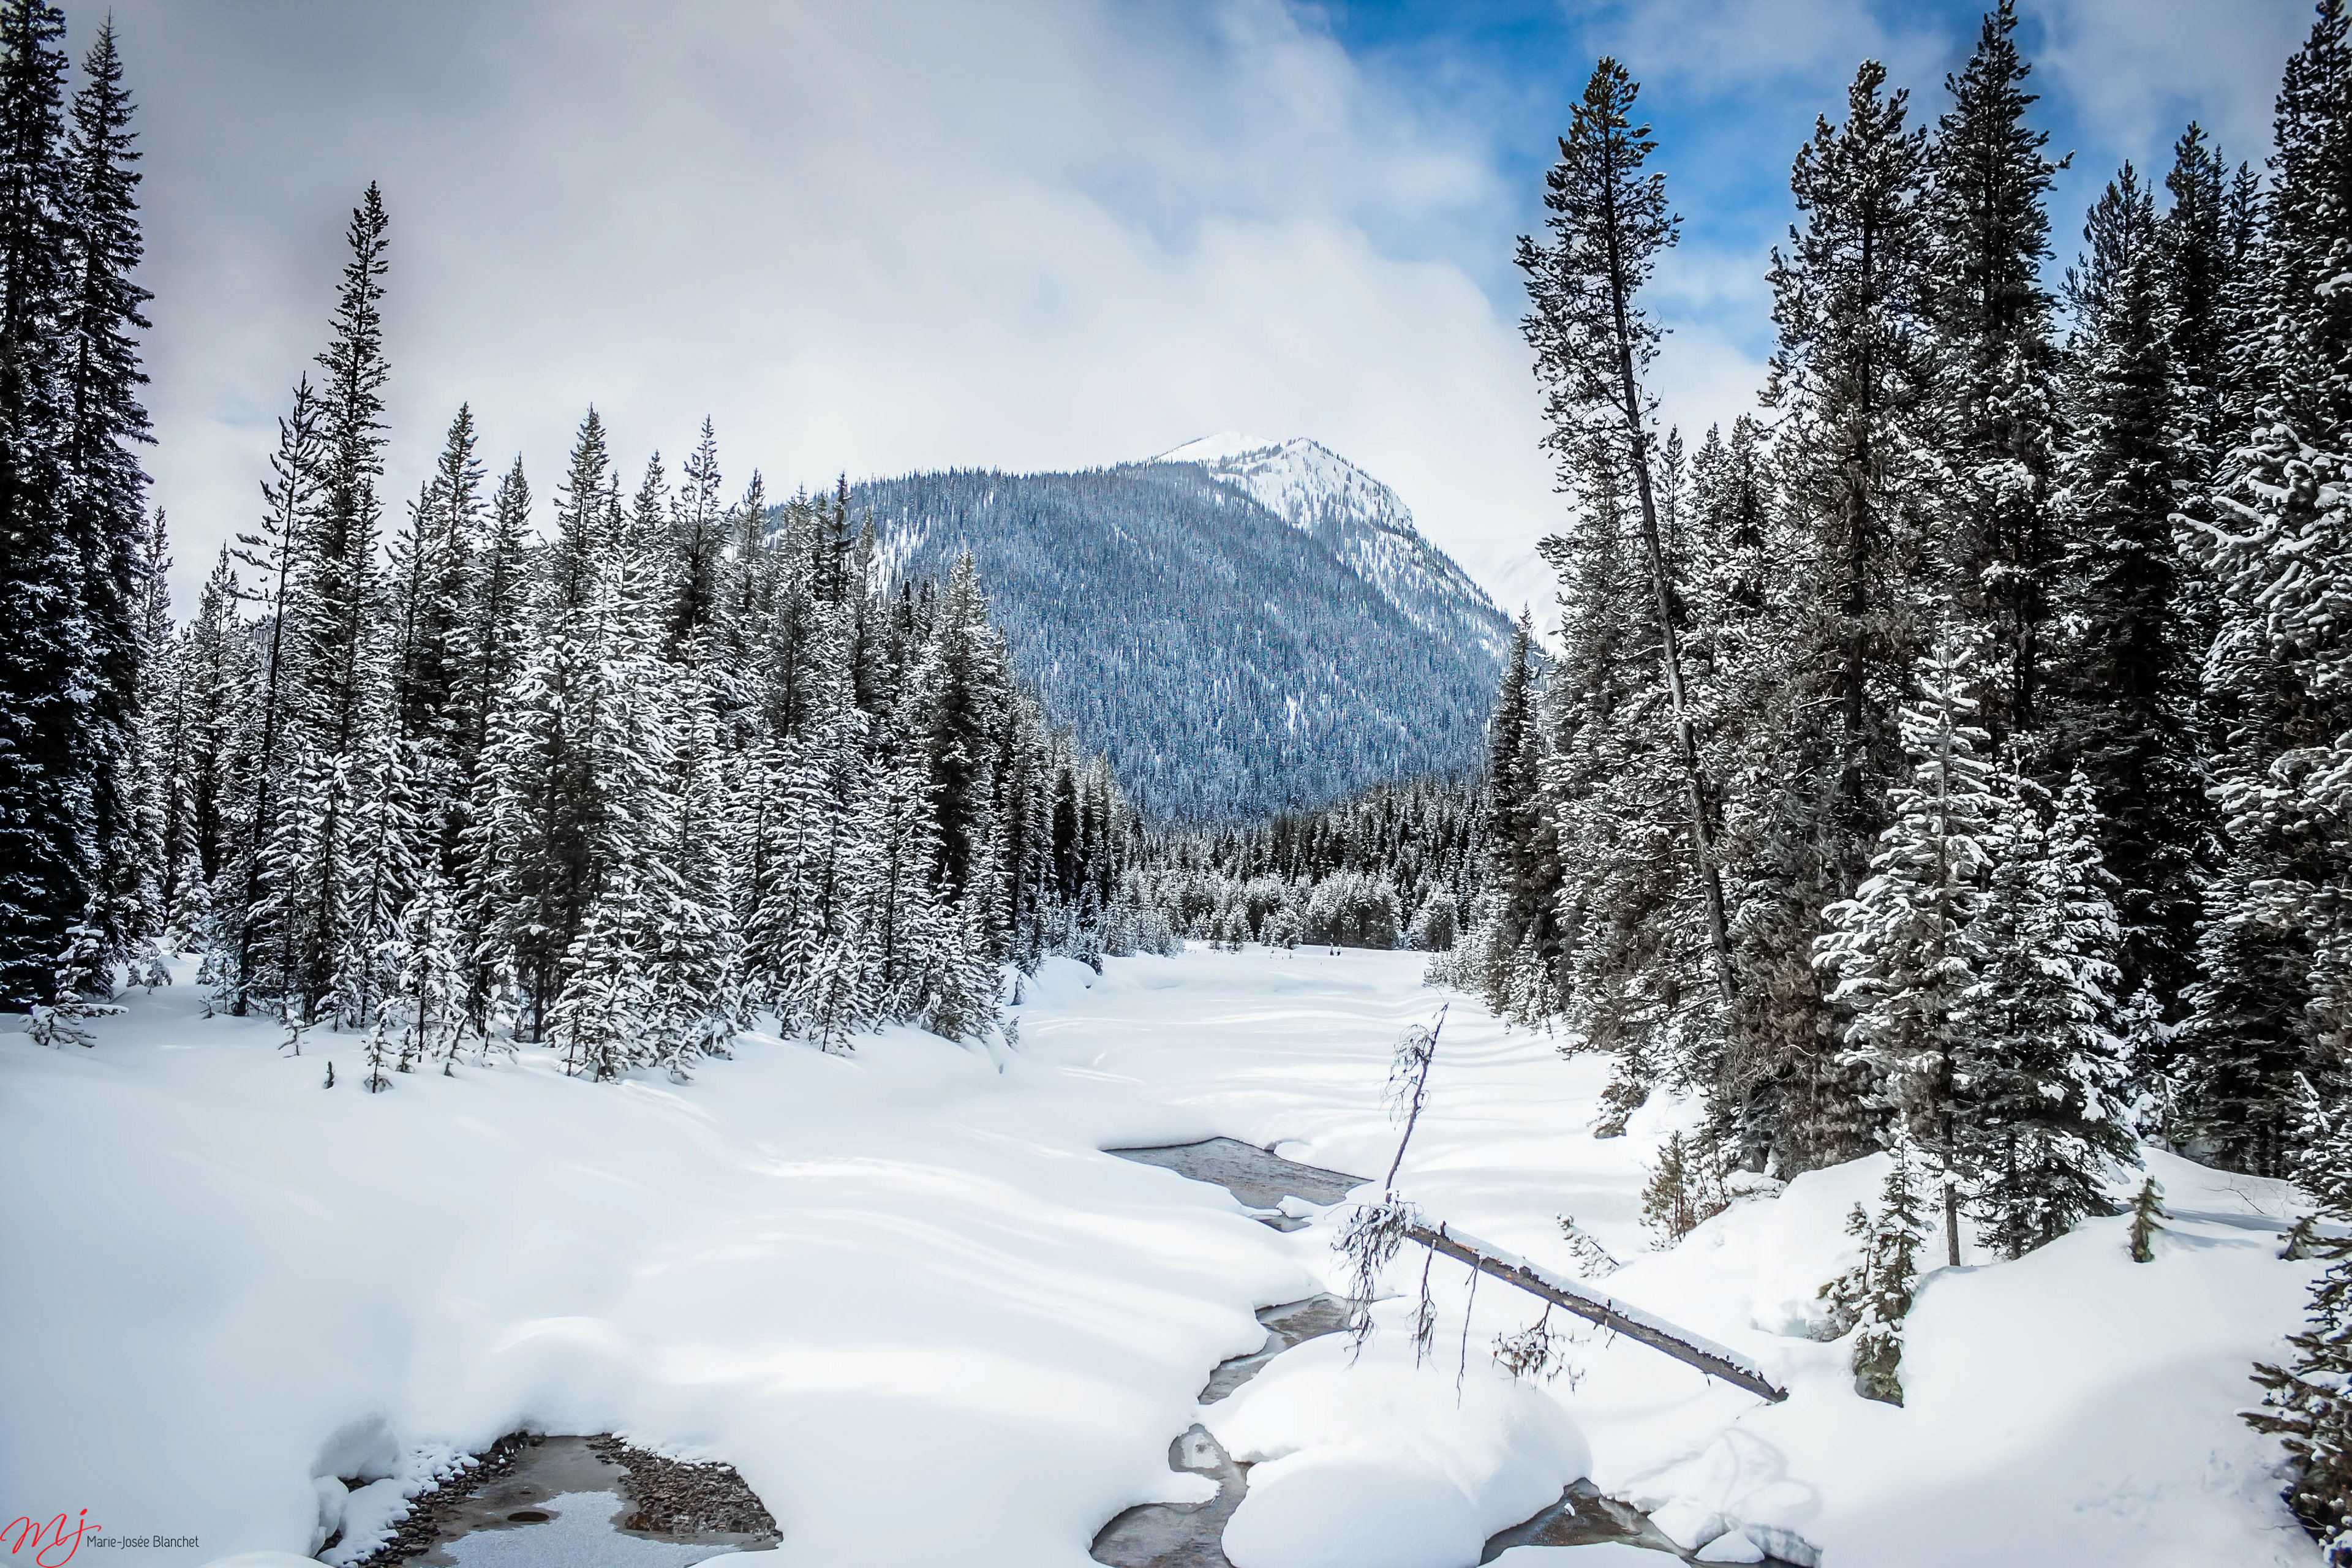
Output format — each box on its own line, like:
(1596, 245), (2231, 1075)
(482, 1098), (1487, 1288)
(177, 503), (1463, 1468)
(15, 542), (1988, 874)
(333, 1433), (777, 1566)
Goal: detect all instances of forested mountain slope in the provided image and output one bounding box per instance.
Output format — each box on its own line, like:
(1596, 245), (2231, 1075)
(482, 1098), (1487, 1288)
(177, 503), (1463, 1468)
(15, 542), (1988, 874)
(850, 443), (1509, 821)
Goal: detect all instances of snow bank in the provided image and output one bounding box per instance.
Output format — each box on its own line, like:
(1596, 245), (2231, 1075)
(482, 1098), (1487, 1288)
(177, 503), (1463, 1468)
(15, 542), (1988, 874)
(6, 944), (2334, 1568)
(2, 959), (1309, 1568)
(1206, 1329), (1588, 1568)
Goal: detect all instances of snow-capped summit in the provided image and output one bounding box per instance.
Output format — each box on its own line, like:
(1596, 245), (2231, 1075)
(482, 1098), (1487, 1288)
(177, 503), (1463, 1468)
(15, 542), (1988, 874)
(1151, 431), (1285, 466)
(1145, 434), (1512, 660)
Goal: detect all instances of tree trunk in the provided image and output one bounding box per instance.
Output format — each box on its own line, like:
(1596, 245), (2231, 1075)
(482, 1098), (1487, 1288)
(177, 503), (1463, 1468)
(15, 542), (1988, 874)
(1600, 165), (1736, 1009)
(1406, 1219), (1787, 1402)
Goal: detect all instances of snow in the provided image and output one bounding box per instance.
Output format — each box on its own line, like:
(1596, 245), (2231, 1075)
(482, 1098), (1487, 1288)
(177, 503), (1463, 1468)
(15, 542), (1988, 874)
(1151, 432), (1285, 466)
(1695, 1528), (1768, 1563)
(1206, 1332), (1588, 1568)
(1142, 432), (1512, 658)
(1, 945), (2331, 1568)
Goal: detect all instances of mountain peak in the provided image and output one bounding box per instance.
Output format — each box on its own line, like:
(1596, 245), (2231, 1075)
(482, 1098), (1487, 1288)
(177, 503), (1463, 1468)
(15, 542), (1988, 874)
(1152, 431), (1289, 465)
(1142, 433), (1509, 662)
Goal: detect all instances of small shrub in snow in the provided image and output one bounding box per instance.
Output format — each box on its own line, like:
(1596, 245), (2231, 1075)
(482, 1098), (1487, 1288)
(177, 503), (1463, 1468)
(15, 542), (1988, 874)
(1640, 1130), (1728, 1246)
(1815, 1204), (1876, 1341)
(1592, 1039), (1653, 1139)
(1556, 1214), (1621, 1278)
(26, 922), (123, 1049)
(2126, 1178), (2166, 1263)
(1818, 1142), (1925, 1404)
(1850, 1145), (1925, 1406)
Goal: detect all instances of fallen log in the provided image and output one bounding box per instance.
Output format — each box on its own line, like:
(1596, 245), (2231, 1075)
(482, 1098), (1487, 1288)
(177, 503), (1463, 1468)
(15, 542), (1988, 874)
(1404, 1220), (1788, 1403)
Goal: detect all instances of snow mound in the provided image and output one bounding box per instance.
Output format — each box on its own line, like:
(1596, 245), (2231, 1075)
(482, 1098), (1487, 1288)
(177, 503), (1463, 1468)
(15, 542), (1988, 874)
(1205, 1330), (1589, 1568)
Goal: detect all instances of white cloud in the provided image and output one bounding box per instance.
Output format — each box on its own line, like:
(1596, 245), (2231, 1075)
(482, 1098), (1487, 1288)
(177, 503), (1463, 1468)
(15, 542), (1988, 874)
(121, 0), (1556, 616)
(2035, 0), (2305, 171)
(113, 0), (2310, 627)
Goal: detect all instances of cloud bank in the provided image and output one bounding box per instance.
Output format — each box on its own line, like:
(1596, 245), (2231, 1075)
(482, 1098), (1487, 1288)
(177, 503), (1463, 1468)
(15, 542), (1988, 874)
(117, 0), (2304, 622)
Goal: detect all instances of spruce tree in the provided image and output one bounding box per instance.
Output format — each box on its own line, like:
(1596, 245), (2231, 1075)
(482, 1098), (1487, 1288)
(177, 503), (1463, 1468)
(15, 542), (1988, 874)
(2248, 1088), (2352, 1563)
(1517, 58), (1734, 1006)
(1448, 612), (1564, 1023)
(669, 418), (724, 652)
(1960, 769), (2135, 1255)
(643, 639), (736, 1069)
(61, 17), (151, 976)
(1540, 431), (1708, 1061)
(2050, 164), (2207, 1001)
(300, 183), (390, 761)
(390, 406), (483, 764)
(2262, 0), (2352, 437)
(1931, 1), (2062, 734)
(0, 0), (81, 1005)
(2159, 123), (2237, 483)
(910, 554), (1008, 910)
(1749, 60), (1938, 1171)
(2180, 417), (2352, 1173)
(1817, 631), (1998, 1264)
(224, 379), (326, 1014)
(170, 551), (250, 938)
(270, 186), (395, 1024)
(126, 506), (172, 941)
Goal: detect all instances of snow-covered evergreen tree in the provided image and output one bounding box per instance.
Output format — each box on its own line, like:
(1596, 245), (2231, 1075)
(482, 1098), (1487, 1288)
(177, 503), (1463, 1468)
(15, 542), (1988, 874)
(1959, 769), (2136, 1256)
(1518, 58), (1735, 1019)
(1930, 0), (2062, 736)
(1817, 632), (1997, 1265)
(1744, 59), (1940, 1173)
(2050, 161), (2209, 1005)
(2248, 1085), (2352, 1564)
(61, 18), (153, 979)
(0, 0), (92, 1006)
(2181, 417), (2352, 1174)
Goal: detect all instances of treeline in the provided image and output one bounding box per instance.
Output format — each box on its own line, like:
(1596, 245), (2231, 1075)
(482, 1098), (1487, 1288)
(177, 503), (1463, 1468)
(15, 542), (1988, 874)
(80, 176), (1162, 1077)
(1436, 2), (2351, 1528)
(1137, 777), (1479, 951)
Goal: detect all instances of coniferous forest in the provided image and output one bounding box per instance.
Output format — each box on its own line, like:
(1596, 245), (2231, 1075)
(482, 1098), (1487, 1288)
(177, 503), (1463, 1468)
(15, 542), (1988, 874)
(1430, 4), (2352, 1545)
(0, 10), (1156, 1082)
(6, 0), (2352, 1561)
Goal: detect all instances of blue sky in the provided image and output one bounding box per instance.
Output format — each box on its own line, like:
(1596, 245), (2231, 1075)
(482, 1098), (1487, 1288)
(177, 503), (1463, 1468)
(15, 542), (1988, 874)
(115, 0), (2312, 617)
(1314, 0), (2304, 368)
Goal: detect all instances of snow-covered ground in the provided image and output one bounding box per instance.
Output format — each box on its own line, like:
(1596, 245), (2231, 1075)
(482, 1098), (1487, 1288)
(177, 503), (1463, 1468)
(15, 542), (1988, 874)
(0, 946), (2329, 1567)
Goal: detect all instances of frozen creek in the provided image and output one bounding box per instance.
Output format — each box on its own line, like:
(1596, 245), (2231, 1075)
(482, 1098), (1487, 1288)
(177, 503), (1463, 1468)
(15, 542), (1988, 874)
(1091, 1138), (1722, 1568)
(391, 1137), (1742, 1568)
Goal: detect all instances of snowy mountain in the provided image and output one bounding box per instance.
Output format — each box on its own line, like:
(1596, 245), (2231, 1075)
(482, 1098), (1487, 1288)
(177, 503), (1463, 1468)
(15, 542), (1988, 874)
(1150, 434), (1514, 662)
(850, 443), (1510, 822)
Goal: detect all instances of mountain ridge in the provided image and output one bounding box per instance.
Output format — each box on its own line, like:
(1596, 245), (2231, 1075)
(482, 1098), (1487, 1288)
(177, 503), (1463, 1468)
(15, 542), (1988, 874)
(846, 437), (1507, 821)
(1142, 434), (1513, 661)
